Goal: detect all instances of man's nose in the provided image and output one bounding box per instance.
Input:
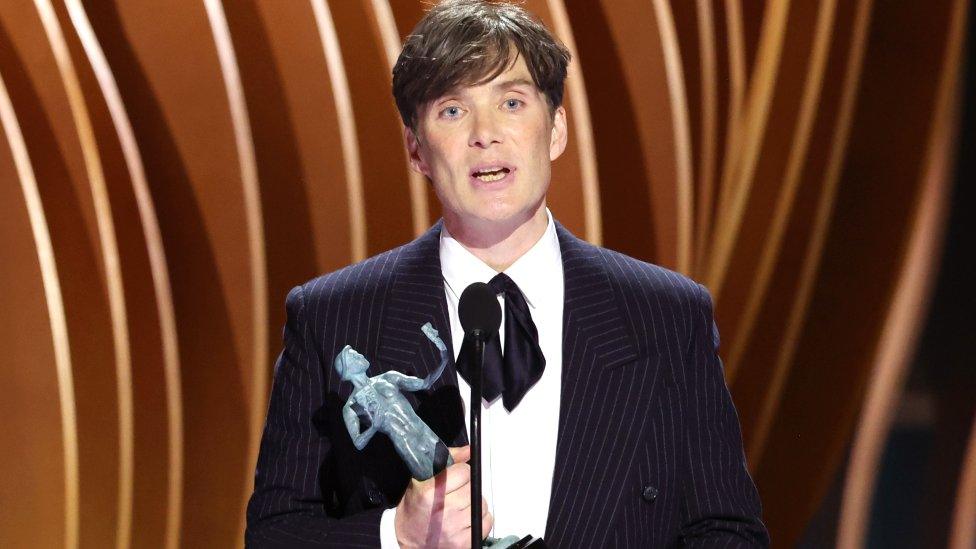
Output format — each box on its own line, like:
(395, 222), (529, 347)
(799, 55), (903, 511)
(468, 111), (502, 148)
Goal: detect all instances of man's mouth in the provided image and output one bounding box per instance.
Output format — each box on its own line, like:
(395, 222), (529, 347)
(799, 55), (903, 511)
(472, 167), (511, 182)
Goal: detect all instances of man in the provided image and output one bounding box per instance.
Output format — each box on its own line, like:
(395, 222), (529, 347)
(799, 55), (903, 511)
(246, 1), (768, 547)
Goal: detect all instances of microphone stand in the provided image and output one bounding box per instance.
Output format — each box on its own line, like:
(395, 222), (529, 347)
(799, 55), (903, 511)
(457, 281), (543, 549)
(470, 330), (484, 549)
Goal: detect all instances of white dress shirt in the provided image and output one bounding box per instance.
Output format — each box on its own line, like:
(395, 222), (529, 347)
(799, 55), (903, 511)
(380, 210), (564, 545)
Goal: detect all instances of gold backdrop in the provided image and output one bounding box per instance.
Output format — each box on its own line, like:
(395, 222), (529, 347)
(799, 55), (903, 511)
(0, 0), (970, 547)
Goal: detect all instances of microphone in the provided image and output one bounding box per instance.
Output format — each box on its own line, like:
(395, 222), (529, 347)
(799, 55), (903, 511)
(459, 282), (501, 340)
(458, 282), (501, 548)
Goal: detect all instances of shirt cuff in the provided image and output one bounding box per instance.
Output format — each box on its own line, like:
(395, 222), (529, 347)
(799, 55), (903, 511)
(380, 506), (399, 548)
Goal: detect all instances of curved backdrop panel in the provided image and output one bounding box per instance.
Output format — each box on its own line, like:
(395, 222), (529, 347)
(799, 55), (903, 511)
(0, 0), (966, 546)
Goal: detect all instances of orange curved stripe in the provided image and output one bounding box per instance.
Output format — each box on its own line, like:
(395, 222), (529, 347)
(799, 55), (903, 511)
(693, 0), (717, 274)
(0, 68), (79, 549)
(202, 0), (269, 544)
(725, 0), (837, 381)
(747, 0), (873, 467)
(64, 2), (184, 546)
(370, 0), (430, 235)
(703, 0), (745, 273)
(951, 415), (976, 549)
(546, 0), (602, 245)
(651, 0), (694, 273)
(837, 0), (966, 544)
(704, 0), (790, 298)
(34, 0), (134, 545)
(311, 0), (367, 262)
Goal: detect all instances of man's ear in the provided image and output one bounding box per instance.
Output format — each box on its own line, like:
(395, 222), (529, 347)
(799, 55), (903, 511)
(549, 105), (568, 161)
(404, 126), (430, 177)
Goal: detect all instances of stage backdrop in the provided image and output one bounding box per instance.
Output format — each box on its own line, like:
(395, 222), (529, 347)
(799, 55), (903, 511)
(0, 0), (970, 547)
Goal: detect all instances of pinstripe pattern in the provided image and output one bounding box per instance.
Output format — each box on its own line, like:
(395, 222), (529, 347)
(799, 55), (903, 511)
(245, 220), (768, 547)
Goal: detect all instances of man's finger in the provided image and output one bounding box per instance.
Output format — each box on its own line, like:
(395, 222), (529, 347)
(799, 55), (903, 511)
(449, 445), (471, 463)
(442, 482), (472, 511)
(413, 460), (469, 493)
(482, 511), (494, 540)
(439, 461), (471, 495)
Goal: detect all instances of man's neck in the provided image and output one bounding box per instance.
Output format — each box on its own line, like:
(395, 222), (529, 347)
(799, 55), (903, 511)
(444, 204), (549, 272)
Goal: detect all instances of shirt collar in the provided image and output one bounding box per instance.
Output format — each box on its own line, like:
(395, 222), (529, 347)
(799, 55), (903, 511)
(440, 209), (562, 309)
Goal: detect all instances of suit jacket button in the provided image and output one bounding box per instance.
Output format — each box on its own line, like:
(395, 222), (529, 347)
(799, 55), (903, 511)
(642, 485), (658, 502)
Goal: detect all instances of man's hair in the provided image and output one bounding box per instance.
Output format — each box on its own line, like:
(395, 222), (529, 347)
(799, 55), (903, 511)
(392, 0), (571, 130)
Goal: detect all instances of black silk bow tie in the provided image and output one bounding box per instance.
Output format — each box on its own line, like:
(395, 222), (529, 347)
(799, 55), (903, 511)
(456, 273), (546, 412)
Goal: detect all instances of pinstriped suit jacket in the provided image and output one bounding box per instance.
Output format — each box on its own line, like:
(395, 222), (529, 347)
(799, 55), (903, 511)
(245, 220), (769, 547)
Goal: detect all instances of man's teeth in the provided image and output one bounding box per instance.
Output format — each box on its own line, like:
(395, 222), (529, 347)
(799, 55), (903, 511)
(473, 167), (509, 182)
(476, 172), (505, 182)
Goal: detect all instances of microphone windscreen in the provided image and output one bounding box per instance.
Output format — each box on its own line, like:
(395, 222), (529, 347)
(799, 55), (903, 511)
(459, 282), (502, 337)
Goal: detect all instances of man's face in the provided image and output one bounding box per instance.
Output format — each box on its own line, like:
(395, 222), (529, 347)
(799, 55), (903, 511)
(405, 54), (568, 232)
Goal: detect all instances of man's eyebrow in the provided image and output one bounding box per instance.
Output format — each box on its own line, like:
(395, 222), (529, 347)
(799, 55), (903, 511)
(431, 78), (535, 104)
(492, 78), (535, 91)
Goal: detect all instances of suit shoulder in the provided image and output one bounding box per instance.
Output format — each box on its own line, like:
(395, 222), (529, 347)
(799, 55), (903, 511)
(596, 246), (714, 354)
(598, 246), (706, 302)
(292, 245), (407, 306)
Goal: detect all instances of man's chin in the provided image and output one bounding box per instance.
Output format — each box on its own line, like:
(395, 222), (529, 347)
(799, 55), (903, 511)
(467, 208), (533, 231)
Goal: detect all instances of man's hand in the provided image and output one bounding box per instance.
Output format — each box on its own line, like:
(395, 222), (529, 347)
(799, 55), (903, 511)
(394, 446), (493, 548)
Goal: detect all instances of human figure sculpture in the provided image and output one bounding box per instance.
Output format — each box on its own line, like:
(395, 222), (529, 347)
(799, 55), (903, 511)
(338, 323), (526, 548)
(336, 322), (452, 480)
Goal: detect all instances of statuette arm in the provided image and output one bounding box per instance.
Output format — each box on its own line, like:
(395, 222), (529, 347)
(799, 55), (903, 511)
(343, 399), (377, 450)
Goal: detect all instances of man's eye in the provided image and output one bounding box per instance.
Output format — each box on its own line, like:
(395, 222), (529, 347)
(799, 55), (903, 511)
(504, 98), (524, 110)
(440, 106), (461, 118)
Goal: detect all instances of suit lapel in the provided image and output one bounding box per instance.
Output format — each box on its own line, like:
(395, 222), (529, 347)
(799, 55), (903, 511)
(374, 221), (468, 447)
(545, 224), (655, 545)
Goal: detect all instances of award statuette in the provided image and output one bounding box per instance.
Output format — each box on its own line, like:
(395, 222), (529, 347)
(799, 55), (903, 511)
(337, 322), (544, 548)
(336, 322), (453, 480)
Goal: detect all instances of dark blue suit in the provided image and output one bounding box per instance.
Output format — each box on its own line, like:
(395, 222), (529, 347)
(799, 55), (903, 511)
(246, 221), (769, 547)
